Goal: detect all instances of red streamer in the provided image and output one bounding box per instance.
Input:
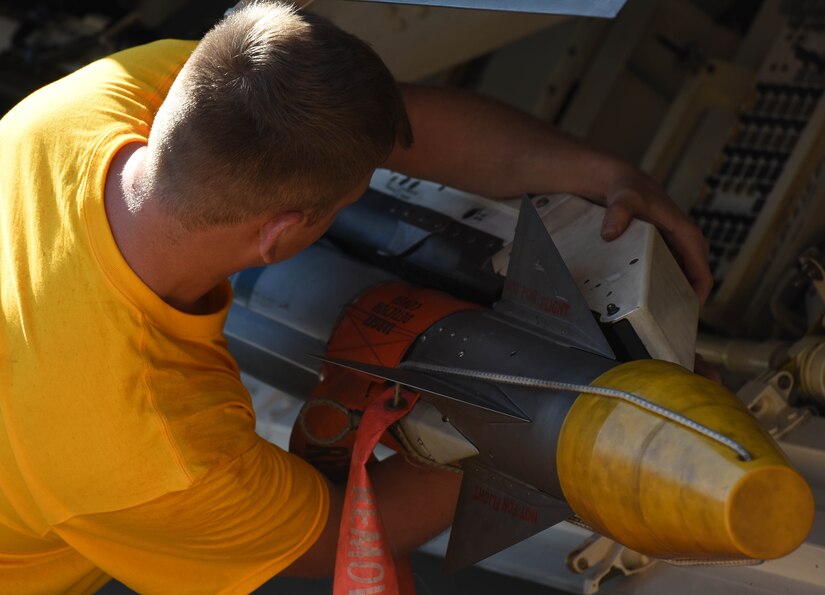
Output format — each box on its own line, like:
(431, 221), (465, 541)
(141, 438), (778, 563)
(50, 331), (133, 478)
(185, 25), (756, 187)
(333, 387), (419, 595)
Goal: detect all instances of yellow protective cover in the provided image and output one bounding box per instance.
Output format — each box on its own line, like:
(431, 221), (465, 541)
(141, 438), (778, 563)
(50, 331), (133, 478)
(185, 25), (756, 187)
(557, 360), (813, 561)
(0, 40), (328, 594)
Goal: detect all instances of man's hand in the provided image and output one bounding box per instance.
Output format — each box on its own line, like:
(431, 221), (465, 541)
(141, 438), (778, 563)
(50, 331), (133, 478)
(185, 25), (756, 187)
(597, 166), (712, 305)
(386, 84), (713, 305)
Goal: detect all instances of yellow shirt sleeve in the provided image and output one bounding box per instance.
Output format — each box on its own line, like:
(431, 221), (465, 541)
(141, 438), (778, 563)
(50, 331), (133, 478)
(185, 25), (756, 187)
(54, 441), (329, 595)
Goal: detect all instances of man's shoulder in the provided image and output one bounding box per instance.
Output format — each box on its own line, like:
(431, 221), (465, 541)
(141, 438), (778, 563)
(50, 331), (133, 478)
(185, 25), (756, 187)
(0, 39), (198, 147)
(84, 39), (198, 101)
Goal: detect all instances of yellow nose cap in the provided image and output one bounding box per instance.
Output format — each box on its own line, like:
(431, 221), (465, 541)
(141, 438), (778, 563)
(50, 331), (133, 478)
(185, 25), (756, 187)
(556, 360), (815, 560)
(728, 465), (815, 560)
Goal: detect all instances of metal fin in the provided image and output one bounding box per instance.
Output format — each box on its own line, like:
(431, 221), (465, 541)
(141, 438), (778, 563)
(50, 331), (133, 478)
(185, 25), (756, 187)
(495, 195), (615, 359)
(318, 356), (529, 422)
(444, 459), (572, 573)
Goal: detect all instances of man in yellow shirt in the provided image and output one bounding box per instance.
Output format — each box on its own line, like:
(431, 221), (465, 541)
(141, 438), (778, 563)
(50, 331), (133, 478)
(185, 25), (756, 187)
(0, 2), (711, 593)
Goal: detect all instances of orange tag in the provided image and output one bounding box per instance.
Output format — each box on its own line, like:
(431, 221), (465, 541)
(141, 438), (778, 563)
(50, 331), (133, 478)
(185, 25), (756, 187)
(333, 387), (419, 595)
(291, 281), (476, 479)
(326, 281), (478, 369)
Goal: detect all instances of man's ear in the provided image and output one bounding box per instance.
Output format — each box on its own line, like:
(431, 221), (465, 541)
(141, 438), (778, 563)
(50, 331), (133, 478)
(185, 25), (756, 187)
(259, 211), (304, 264)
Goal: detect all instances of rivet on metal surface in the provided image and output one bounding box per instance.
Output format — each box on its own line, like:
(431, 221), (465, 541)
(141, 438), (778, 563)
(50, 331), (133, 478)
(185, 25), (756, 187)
(606, 303), (620, 316)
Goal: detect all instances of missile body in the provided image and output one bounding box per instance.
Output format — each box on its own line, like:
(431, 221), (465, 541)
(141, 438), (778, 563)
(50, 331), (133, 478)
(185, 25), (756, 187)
(317, 284), (813, 569)
(233, 197), (814, 571)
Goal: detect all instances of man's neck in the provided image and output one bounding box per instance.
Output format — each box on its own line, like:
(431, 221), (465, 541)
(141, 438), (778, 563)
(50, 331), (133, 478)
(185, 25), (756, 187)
(104, 143), (259, 314)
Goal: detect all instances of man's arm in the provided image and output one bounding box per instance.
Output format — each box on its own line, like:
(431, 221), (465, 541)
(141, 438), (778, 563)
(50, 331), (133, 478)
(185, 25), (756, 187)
(283, 455), (461, 577)
(384, 84), (712, 305)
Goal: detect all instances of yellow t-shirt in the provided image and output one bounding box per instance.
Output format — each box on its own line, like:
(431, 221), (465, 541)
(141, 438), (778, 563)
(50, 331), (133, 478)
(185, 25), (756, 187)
(0, 40), (328, 594)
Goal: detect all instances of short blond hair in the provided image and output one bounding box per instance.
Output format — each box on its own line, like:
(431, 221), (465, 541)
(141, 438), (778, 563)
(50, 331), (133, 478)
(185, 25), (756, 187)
(147, 1), (412, 228)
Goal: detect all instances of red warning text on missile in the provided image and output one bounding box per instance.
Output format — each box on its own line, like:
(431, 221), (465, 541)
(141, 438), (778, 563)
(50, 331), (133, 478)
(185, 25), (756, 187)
(505, 280), (571, 319)
(471, 485), (539, 525)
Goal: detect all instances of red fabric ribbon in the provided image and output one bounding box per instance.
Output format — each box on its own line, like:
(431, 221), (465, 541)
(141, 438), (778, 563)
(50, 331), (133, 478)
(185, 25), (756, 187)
(333, 387), (419, 595)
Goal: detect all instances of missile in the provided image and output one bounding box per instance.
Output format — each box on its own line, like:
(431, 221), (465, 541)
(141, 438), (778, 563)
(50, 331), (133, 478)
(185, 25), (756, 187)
(231, 195), (815, 571)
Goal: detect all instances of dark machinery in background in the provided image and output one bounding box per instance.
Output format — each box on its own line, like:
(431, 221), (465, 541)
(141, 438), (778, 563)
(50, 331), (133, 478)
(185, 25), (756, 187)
(0, 0), (230, 113)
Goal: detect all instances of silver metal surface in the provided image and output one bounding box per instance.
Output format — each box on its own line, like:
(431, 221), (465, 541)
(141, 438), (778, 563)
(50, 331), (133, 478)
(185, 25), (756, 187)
(495, 196), (615, 359)
(236, 243), (395, 341)
(566, 535), (655, 595)
(397, 399), (480, 464)
(369, 169), (518, 240)
(737, 370), (812, 439)
(790, 337), (825, 404)
(352, 0), (627, 18)
(404, 362), (754, 461)
(320, 356), (530, 422)
(445, 460), (572, 573)
(493, 194), (699, 368)
(224, 306), (325, 398)
(697, 334), (790, 375)
(226, 243), (396, 398)
(405, 308), (616, 500)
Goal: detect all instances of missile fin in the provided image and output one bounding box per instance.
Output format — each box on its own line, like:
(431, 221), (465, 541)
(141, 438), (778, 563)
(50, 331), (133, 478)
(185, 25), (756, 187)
(318, 356), (529, 422)
(444, 458), (572, 573)
(495, 196), (615, 359)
